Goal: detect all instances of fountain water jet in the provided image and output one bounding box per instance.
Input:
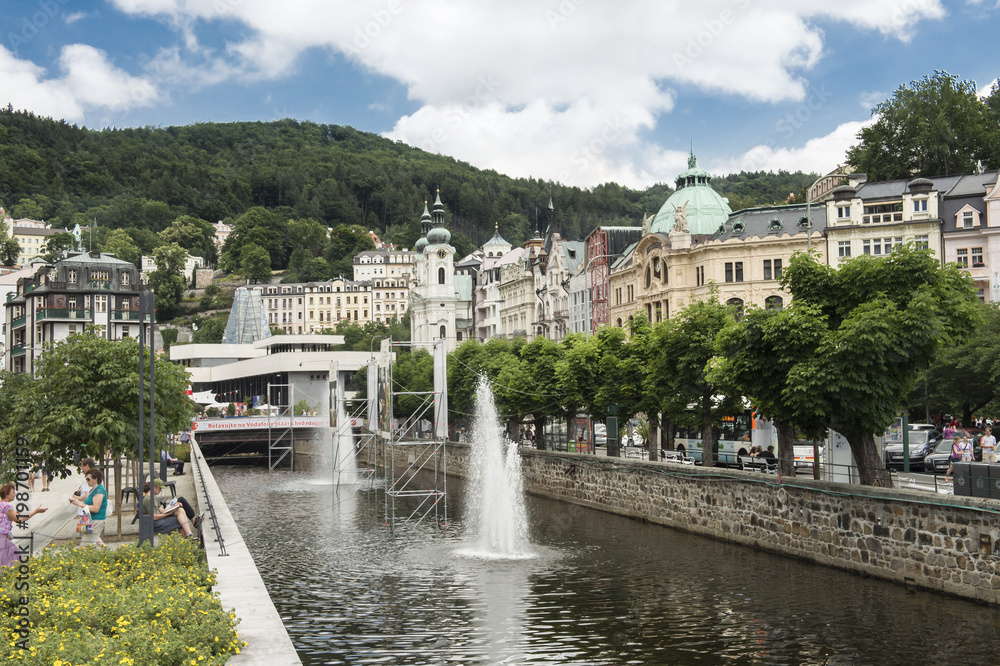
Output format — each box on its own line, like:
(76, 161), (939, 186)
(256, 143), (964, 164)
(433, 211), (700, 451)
(462, 375), (533, 559)
(333, 398), (359, 486)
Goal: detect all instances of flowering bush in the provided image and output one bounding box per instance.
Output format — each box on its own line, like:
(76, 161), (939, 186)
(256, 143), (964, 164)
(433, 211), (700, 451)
(1, 535), (243, 664)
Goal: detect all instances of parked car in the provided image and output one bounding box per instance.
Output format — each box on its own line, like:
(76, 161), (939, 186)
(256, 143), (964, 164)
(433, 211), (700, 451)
(924, 436), (984, 474)
(883, 429), (942, 471)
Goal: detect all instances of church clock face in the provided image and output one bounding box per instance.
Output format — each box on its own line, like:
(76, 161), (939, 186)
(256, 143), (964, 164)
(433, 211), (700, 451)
(436, 249), (447, 259)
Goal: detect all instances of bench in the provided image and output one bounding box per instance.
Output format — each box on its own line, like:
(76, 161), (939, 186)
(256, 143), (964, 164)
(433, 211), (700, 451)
(739, 456), (778, 474)
(661, 450), (696, 465)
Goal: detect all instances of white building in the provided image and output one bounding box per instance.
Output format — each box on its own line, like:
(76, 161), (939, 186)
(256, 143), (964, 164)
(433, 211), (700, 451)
(259, 279), (373, 333)
(409, 194), (473, 352)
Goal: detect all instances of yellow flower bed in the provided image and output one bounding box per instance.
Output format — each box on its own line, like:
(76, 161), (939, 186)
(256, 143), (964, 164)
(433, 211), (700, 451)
(1, 536), (243, 665)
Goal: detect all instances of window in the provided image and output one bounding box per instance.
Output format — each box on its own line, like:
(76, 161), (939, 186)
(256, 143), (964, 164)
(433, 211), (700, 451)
(438, 267), (446, 284)
(972, 247), (984, 267)
(765, 296), (783, 311)
(837, 206), (851, 219)
(68, 269), (77, 284)
(963, 211), (974, 229)
(122, 325), (130, 338)
(915, 235), (929, 251)
(862, 239), (871, 255)
(764, 260), (772, 281)
(726, 298), (744, 320)
(121, 272), (130, 286)
(696, 266), (705, 286)
(95, 295), (107, 313)
(913, 199), (928, 213)
(873, 238), (882, 256)
(978, 288), (986, 302)
(838, 241), (851, 258)
(735, 262), (743, 282)
(773, 259), (782, 279)
(956, 249), (969, 268)
(725, 262), (734, 283)
(440, 325), (447, 339)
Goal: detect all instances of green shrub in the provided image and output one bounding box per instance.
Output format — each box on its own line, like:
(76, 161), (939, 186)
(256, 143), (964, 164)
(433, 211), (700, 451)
(1, 536), (244, 664)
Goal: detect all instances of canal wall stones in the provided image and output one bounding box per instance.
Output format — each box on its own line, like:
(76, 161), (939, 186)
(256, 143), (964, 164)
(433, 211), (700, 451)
(434, 443), (1000, 605)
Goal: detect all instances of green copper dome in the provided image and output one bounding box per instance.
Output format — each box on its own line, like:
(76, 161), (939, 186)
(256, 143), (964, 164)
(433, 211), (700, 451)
(650, 151), (732, 235)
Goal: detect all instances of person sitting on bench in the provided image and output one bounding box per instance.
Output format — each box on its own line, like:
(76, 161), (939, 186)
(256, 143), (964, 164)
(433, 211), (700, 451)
(142, 480), (195, 538)
(160, 449), (185, 475)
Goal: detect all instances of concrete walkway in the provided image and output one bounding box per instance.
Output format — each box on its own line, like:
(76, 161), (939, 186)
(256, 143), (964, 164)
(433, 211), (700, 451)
(189, 442), (301, 665)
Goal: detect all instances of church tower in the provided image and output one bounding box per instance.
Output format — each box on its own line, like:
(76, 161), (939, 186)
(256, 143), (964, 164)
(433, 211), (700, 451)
(410, 190), (462, 352)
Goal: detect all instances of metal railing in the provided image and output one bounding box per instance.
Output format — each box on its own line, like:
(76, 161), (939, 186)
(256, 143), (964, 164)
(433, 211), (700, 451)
(36, 308), (91, 321)
(111, 309), (146, 321)
(10, 346), (25, 356)
(191, 444), (228, 557)
(11, 315), (25, 328)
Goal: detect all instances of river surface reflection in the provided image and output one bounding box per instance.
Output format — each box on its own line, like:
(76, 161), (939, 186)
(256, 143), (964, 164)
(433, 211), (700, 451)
(214, 467), (999, 665)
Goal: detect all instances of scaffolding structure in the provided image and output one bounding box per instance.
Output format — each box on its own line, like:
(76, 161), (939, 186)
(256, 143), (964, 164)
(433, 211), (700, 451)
(589, 229), (610, 332)
(377, 339), (449, 532)
(331, 375), (377, 492)
(267, 383), (294, 470)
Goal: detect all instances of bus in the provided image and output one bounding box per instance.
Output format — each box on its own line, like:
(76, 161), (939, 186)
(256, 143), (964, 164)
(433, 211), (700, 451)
(671, 409), (755, 466)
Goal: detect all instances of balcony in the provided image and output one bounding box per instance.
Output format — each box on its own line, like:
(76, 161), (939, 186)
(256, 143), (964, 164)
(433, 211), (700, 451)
(89, 280), (113, 290)
(111, 310), (154, 322)
(23, 283), (37, 295)
(36, 308), (91, 321)
(11, 315), (26, 329)
(11, 346), (25, 356)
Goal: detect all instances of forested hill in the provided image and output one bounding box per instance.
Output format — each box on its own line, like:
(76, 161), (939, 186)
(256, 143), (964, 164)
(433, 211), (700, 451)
(0, 107), (816, 248)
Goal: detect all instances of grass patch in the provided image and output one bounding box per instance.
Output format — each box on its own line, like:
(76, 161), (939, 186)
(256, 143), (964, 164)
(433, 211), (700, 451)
(1, 536), (243, 664)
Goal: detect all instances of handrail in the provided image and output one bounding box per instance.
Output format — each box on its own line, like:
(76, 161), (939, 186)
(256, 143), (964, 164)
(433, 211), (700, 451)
(191, 442), (228, 556)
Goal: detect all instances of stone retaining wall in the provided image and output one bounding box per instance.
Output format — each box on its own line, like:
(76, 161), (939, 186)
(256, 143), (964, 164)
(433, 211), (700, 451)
(383, 441), (1000, 605)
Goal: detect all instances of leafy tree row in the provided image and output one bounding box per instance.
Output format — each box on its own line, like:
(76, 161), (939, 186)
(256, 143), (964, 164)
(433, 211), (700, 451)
(372, 247), (979, 487)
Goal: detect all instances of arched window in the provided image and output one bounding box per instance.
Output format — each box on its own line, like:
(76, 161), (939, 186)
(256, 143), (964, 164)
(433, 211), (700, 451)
(616, 318), (623, 327)
(765, 295), (783, 311)
(652, 257), (661, 280)
(726, 297), (745, 320)
(440, 325), (447, 339)
(645, 266), (651, 288)
(438, 267), (445, 284)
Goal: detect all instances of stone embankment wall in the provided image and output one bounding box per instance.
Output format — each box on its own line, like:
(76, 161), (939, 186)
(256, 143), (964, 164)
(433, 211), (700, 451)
(379, 441), (1000, 605)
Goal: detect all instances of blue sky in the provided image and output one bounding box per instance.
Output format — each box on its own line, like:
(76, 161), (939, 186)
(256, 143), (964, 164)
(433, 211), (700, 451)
(2, 1), (998, 188)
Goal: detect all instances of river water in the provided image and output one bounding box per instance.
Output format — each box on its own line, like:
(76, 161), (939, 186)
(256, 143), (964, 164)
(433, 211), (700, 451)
(214, 467), (999, 665)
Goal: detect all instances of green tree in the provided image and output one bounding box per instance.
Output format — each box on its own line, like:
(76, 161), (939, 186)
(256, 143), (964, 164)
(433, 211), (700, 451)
(159, 215), (218, 266)
(907, 302), (1000, 426)
(325, 224), (375, 277)
(148, 242), (188, 320)
(192, 315), (227, 343)
(710, 303), (829, 476)
(647, 295), (743, 467)
(240, 243), (272, 283)
(222, 207), (288, 272)
(775, 247), (980, 486)
(0, 332), (195, 480)
(11, 197), (44, 220)
(846, 71), (1000, 180)
(0, 215), (20, 266)
(41, 231), (77, 262)
(102, 228), (141, 266)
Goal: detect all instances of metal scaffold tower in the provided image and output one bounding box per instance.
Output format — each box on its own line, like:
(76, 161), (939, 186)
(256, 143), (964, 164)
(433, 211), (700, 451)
(331, 369), (377, 492)
(374, 339), (448, 532)
(268, 383), (294, 470)
(589, 229), (610, 332)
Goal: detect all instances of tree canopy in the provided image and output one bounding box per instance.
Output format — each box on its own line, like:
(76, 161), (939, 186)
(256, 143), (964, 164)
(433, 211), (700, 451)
(0, 332), (195, 481)
(846, 71), (1000, 180)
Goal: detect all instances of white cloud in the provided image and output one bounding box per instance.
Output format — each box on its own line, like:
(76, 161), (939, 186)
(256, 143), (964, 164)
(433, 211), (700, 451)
(710, 120), (870, 176)
(0, 44), (161, 122)
(102, 1), (947, 185)
(63, 11), (89, 25)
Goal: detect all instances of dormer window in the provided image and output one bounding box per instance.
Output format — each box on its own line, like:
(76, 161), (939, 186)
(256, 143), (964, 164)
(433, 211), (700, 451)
(121, 272), (130, 286)
(963, 211), (974, 229)
(768, 219), (782, 230)
(913, 199), (928, 213)
(837, 206), (851, 219)
(68, 269), (77, 284)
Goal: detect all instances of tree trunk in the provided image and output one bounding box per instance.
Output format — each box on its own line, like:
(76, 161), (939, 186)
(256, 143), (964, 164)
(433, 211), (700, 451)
(661, 413), (674, 451)
(648, 414), (658, 462)
(962, 405), (973, 429)
(702, 414), (716, 467)
(774, 419), (796, 477)
(844, 430), (893, 487)
(533, 414), (546, 450)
